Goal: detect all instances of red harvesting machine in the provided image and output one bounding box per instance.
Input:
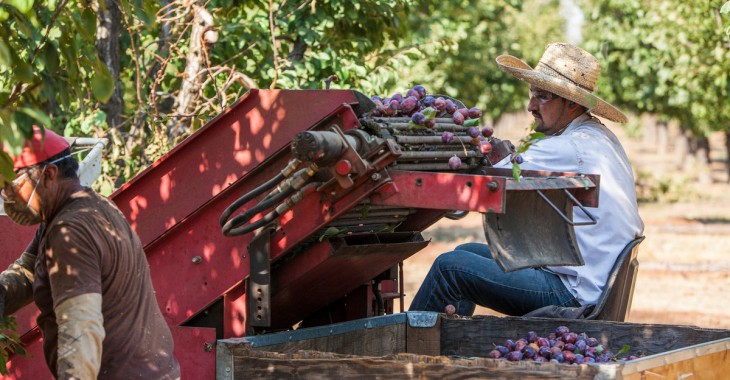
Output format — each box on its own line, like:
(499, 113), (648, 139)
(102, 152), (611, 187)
(1, 89), (598, 378)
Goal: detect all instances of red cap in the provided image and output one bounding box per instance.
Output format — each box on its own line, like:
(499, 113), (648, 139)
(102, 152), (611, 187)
(10, 125), (70, 171)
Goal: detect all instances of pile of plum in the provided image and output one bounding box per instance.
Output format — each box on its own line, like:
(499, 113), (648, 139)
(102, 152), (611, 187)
(369, 85), (502, 170)
(488, 326), (638, 364)
(369, 84), (483, 127)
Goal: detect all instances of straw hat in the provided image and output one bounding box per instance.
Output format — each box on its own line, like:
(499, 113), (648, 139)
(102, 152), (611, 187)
(496, 43), (627, 123)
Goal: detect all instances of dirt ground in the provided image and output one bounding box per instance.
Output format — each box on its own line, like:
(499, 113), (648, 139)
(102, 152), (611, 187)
(401, 114), (730, 330)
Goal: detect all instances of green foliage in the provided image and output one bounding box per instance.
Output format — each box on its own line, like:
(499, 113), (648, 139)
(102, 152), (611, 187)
(0, 0), (112, 172)
(578, 0), (730, 138)
(0, 316), (27, 375)
(511, 125), (545, 181)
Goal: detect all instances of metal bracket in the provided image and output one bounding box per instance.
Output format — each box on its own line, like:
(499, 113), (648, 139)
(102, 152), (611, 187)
(536, 189), (597, 226)
(247, 224), (277, 328)
(406, 311), (439, 328)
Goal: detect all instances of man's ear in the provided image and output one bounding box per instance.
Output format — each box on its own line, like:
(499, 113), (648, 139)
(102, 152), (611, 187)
(41, 164), (59, 185)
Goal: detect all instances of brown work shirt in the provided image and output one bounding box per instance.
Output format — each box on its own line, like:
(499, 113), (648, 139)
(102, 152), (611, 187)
(30, 188), (180, 379)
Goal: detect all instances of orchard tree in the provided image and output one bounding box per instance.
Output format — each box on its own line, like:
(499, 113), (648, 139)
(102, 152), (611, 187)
(1, 0), (415, 190)
(578, 0), (730, 182)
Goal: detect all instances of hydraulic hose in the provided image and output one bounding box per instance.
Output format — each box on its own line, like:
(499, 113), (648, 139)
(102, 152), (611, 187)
(223, 181), (321, 237)
(221, 164), (318, 237)
(222, 184), (296, 236)
(219, 159), (301, 227)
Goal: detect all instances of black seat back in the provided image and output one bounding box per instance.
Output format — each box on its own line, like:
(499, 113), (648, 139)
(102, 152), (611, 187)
(584, 236), (645, 321)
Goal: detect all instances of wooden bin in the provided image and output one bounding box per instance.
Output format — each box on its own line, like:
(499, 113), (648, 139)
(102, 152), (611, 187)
(216, 313), (730, 379)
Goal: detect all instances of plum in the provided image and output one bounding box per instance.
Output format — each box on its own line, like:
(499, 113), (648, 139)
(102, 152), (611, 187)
(586, 338), (600, 347)
(562, 351), (576, 364)
(444, 304), (456, 316)
(495, 346), (510, 357)
(552, 353), (564, 363)
(513, 154), (524, 164)
(488, 350), (502, 359)
(548, 333), (557, 340)
(424, 119), (436, 128)
(478, 141), (493, 155)
(457, 108), (469, 119)
(565, 343), (576, 352)
(552, 340), (565, 350)
(505, 351), (523, 362)
(522, 345), (537, 359)
(503, 340), (516, 351)
(549, 346), (562, 357)
(467, 126), (480, 138)
(537, 338), (550, 347)
(452, 112), (465, 125)
(526, 331), (538, 343)
(555, 326), (570, 336)
(441, 132), (454, 144)
(433, 97), (446, 113)
(391, 93), (403, 102)
(406, 88), (419, 99)
(371, 95), (382, 102)
(575, 339), (587, 353)
(468, 107), (482, 119)
(534, 356), (548, 363)
(412, 112), (426, 126)
(564, 332), (578, 344)
(413, 85), (426, 99)
(538, 346), (551, 359)
(401, 96), (418, 114)
(481, 125), (494, 138)
(444, 99), (457, 114)
(448, 156), (462, 170)
(574, 354), (585, 365)
(422, 95), (436, 108)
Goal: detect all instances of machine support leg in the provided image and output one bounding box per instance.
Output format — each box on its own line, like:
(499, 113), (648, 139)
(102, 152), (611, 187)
(247, 224), (276, 328)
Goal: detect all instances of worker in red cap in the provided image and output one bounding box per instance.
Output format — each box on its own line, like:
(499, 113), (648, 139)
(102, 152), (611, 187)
(0, 126), (180, 379)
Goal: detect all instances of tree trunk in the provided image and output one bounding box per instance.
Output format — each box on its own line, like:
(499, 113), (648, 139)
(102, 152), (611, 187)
(288, 37), (307, 63)
(695, 135), (712, 185)
(95, 0), (123, 131)
(169, 5), (215, 141)
(657, 120), (669, 157)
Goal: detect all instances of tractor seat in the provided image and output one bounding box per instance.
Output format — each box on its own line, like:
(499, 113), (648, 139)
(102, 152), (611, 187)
(523, 236), (645, 321)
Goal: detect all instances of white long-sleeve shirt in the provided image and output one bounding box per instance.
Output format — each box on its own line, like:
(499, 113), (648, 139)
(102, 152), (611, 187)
(495, 113), (644, 305)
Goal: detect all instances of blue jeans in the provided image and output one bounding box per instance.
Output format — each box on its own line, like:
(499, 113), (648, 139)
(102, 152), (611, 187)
(409, 242), (580, 316)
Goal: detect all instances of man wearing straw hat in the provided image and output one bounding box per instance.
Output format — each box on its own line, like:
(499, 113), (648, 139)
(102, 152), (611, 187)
(410, 43), (644, 317)
(0, 126), (180, 379)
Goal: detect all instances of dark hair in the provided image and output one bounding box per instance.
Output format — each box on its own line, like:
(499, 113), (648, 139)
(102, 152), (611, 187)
(44, 148), (79, 180)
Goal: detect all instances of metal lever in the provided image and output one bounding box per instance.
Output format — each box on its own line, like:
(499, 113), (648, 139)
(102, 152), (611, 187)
(536, 189), (597, 226)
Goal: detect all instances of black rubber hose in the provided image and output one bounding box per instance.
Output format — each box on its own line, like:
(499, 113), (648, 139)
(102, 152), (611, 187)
(219, 172), (286, 227)
(221, 184), (296, 236)
(224, 207), (283, 237)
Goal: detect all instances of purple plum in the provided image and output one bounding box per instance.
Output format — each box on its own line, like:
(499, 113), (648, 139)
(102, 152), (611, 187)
(468, 107), (482, 119)
(481, 125), (494, 138)
(413, 85), (426, 99)
(448, 156), (462, 170)
(411, 112), (426, 125)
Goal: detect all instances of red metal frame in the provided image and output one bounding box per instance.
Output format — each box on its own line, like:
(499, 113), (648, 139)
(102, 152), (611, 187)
(1, 89), (599, 379)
